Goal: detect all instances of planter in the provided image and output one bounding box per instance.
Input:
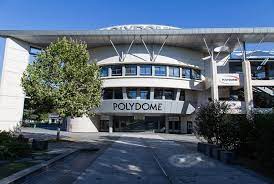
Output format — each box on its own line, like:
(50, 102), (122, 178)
(197, 142), (207, 153)
(205, 144), (217, 157)
(220, 150), (235, 164)
(32, 139), (48, 151)
(212, 148), (222, 160)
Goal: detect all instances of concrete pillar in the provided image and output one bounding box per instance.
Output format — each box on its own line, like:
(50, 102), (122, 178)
(166, 66), (169, 77)
(242, 60), (253, 114)
(210, 51), (219, 100)
(150, 88), (154, 100)
(0, 38), (30, 131)
(108, 67), (112, 77)
(122, 87), (127, 99)
(152, 65), (155, 76)
(109, 116), (113, 133)
(137, 65), (140, 76)
(176, 89), (181, 101)
(165, 116), (169, 133)
(122, 65), (126, 76)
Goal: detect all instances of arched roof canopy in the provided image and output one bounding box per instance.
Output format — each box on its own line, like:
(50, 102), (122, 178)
(1, 27), (274, 53)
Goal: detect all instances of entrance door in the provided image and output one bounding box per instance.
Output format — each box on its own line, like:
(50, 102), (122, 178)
(187, 121), (193, 134)
(168, 121), (181, 134)
(100, 120), (109, 132)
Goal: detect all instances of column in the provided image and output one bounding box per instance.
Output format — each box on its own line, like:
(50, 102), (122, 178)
(150, 87), (154, 100)
(109, 116), (113, 133)
(0, 38), (30, 131)
(165, 116), (169, 133)
(122, 87), (127, 99)
(242, 60), (253, 115)
(210, 51), (219, 100)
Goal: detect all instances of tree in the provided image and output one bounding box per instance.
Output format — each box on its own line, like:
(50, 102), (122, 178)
(194, 100), (230, 144)
(21, 37), (102, 120)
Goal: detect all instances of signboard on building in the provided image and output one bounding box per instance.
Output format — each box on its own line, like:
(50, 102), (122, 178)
(96, 100), (196, 115)
(218, 74), (241, 86)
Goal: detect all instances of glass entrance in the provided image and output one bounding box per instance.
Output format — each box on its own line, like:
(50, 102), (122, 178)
(112, 116), (164, 132)
(100, 120), (109, 132)
(168, 120), (181, 134)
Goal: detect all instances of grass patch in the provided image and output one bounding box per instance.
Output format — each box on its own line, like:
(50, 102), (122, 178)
(0, 162), (35, 179)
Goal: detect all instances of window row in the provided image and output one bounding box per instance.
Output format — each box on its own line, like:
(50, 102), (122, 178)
(229, 61), (274, 80)
(102, 88), (185, 101)
(100, 64), (201, 80)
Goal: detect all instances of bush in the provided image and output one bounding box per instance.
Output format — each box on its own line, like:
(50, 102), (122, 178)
(0, 131), (31, 160)
(195, 101), (274, 169)
(253, 113), (274, 168)
(194, 100), (230, 145)
(218, 116), (240, 151)
(195, 101), (241, 151)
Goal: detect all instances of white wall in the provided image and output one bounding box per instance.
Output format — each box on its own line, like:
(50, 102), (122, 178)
(0, 38), (30, 131)
(66, 115), (99, 132)
(91, 45), (204, 69)
(90, 45), (206, 90)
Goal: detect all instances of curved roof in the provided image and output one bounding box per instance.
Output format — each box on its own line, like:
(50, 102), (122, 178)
(1, 27), (274, 53)
(99, 24), (181, 30)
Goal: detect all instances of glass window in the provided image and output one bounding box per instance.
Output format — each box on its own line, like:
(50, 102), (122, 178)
(154, 88), (163, 99)
(127, 88), (137, 99)
(229, 62), (242, 73)
(29, 47), (41, 64)
(182, 68), (191, 79)
(111, 65), (122, 76)
(103, 88), (113, 99)
(155, 65), (166, 76)
(164, 88), (176, 100)
(125, 65), (137, 76)
(169, 66), (180, 77)
(179, 90), (185, 101)
(100, 66), (109, 77)
(267, 62), (274, 79)
(251, 61), (274, 80)
(140, 88), (150, 99)
(113, 88), (123, 99)
(29, 47), (41, 55)
(253, 86), (274, 108)
(140, 65), (152, 76)
(174, 122), (180, 130)
(192, 69), (201, 80)
(229, 87), (244, 101)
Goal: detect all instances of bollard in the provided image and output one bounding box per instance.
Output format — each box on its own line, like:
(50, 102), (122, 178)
(56, 127), (60, 141)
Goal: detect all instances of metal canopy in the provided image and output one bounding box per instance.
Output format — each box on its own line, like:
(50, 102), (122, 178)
(1, 27), (274, 52)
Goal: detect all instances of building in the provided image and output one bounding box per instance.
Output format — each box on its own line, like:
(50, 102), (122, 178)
(0, 25), (273, 133)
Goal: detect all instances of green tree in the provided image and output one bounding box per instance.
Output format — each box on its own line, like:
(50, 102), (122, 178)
(21, 37), (102, 120)
(194, 100), (230, 144)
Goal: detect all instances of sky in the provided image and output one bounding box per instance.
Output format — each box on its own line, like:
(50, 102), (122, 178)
(1, 0), (274, 73)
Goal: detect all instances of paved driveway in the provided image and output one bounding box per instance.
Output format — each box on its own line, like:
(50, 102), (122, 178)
(74, 133), (268, 184)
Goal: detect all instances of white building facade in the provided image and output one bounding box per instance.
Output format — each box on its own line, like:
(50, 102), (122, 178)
(0, 25), (273, 133)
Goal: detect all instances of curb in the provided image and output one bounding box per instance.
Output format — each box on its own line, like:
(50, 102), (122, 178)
(0, 149), (78, 184)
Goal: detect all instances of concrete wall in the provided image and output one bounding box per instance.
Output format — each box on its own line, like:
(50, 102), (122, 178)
(66, 115), (99, 132)
(91, 45), (206, 91)
(0, 38), (30, 131)
(91, 45), (204, 69)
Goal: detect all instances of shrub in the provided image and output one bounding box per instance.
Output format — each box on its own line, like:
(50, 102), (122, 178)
(0, 131), (31, 160)
(253, 113), (274, 168)
(194, 100), (230, 145)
